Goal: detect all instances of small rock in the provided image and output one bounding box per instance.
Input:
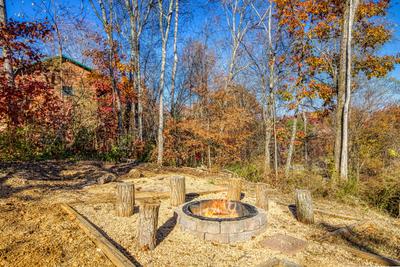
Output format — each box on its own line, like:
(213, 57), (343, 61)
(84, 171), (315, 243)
(127, 169), (144, 179)
(97, 172), (117, 184)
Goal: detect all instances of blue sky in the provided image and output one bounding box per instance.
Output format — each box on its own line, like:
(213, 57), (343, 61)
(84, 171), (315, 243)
(5, 0), (400, 79)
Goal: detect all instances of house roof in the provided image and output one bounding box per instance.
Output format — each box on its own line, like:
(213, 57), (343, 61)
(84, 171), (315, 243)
(43, 55), (93, 72)
(16, 54), (93, 75)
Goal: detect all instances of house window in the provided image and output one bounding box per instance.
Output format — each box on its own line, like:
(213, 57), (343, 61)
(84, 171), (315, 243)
(62, 86), (74, 96)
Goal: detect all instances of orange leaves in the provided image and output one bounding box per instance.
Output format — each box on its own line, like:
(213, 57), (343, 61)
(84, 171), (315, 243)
(309, 80), (334, 103)
(312, 21), (332, 39)
(355, 24), (391, 49)
(355, 55), (397, 79)
(357, 0), (389, 19)
(162, 86), (260, 166)
(306, 56), (330, 74)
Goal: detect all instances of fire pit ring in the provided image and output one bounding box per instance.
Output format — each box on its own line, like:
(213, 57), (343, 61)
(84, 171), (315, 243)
(176, 199), (267, 243)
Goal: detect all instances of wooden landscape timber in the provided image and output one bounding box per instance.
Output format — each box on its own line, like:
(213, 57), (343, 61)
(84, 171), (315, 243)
(342, 245), (400, 266)
(318, 221), (400, 266)
(60, 203), (136, 267)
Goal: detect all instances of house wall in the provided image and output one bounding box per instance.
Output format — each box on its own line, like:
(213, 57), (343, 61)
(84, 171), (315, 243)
(43, 60), (99, 147)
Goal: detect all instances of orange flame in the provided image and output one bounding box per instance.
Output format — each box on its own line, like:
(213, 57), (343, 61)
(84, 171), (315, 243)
(201, 200), (239, 218)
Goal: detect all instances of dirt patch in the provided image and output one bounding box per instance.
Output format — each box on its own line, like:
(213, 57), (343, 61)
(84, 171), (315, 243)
(0, 161), (399, 266)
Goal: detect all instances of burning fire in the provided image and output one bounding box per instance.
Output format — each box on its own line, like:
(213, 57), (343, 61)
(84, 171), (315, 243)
(201, 200), (239, 218)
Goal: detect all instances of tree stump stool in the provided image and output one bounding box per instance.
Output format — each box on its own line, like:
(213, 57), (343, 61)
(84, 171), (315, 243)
(115, 182), (135, 217)
(227, 178), (242, 201)
(170, 176), (186, 206)
(256, 183), (269, 211)
(295, 189), (314, 224)
(138, 200), (160, 250)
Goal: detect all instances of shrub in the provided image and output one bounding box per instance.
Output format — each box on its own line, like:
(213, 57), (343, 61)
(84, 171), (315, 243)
(226, 162), (263, 182)
(361, 165), (400, 217)
(278, 171), (329, 197)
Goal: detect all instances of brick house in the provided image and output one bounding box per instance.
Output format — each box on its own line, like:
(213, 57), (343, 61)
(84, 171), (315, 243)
(17, 55), (100, 146)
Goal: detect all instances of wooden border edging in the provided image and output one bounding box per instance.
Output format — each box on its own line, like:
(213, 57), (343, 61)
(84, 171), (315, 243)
(60, 203), (136, 267)
(343, 245), (400, 266)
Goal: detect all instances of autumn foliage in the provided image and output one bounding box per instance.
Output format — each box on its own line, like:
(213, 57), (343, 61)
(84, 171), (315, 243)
(0, 0), (399, 216)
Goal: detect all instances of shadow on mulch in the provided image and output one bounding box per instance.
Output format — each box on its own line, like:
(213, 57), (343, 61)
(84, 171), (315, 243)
(288, 204), (298, 219)
(157, 213), (177, 245)
(0, 160), (138, 199)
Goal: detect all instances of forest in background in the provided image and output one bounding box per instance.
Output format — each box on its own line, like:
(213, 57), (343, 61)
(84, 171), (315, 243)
(0, 0), (399, 217)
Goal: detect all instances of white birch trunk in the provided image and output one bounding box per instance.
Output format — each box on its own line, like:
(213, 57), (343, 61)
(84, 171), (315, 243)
(340, 0), (360, 181)
(157, 0), (174, 166)
(285, 112), (298, 177)
(170, 0), (179, 117)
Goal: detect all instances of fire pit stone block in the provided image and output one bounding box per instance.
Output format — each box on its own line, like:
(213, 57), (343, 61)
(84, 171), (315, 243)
(179, 213), (197, 231)
(197, 220), (220, 234)
(220, 220), (245, 233)
(205, 233), (230, 243)
(244, 215), (261, 231)
(259, 212), (267, 225)
(177, 200), (267, 244)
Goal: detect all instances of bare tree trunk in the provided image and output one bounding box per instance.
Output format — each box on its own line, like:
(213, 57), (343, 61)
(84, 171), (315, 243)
(207, 113), (212, 169)
(335, 0), (359, 182)
(91, 0), (123, 138)
(50, 0), (64, 95)
(0, 0), (14, 88)
(334, 1), (348, 181)
(170, 0), (179, 117)
(223, 0), (250, 91)
(272, 93), (279, 180)
(264, 3), (275, 177)
(157, 0), (174, 166)
(135, 0), (151, 142)
(302, 111), (309, 169)
(264, 105), (272, 175)
(125, 0), (137, 137)
(340, 0), (359, 181)
(285, 111), (298, 177)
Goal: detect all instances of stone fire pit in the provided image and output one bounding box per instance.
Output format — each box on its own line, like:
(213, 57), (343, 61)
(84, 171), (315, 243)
(176, 199), (267, 243)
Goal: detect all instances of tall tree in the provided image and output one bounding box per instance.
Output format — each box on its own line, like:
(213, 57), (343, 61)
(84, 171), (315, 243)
(285, 111), (298, 177)
(89, 0), (124, 138)
(0, 0), (14, 88)
(222, 0), (252, 90)
(335, 0), (360, 182)
(170, 0), (179, 117)
(244, 0), (278, 178)
(123, 0), (152, 141)
(157, 0), (174, 166)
